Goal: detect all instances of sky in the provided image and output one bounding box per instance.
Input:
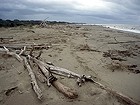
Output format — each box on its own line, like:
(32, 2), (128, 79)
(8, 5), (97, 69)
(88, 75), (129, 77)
(0, 0), (140, 24)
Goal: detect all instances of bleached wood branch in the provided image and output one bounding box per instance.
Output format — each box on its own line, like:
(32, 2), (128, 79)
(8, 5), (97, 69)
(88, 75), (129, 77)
(29, 56), (51, 86)
(34, 68), (47, 83)
(47, 64), (80, 78)
(0, 47), (23, 62)
(23, 57), (43, 100)
(19, 46), (26, 55)
(93, 80), (139, 105)
(108, 41), (140, 44)
(36, 51), (43, 59)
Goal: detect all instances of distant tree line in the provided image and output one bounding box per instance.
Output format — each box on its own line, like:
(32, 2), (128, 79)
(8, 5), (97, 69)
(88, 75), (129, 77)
(0, 19), (75, 27)
(0, 19), (41, 27)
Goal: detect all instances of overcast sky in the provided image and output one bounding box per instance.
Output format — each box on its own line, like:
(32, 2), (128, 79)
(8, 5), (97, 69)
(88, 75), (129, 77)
(0, 0), (140, 24)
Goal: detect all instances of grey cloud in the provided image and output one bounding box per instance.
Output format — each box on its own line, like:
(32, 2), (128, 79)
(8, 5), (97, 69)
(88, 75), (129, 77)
(0, 0), (140, 24)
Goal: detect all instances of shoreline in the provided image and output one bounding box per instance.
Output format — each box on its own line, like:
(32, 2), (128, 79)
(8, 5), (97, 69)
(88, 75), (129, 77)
(82, 24), (140, 34)
(105, 26), (140, 34)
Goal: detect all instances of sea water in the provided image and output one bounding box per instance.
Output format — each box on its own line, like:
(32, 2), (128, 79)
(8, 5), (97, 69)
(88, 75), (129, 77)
(101, 24), (140, 34)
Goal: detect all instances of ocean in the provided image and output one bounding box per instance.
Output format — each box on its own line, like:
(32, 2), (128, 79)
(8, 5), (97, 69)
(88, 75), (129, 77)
(101, 24), (140, 34)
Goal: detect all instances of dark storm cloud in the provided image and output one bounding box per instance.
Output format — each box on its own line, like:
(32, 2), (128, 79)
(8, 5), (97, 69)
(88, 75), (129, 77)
(0, 0), (140, 24)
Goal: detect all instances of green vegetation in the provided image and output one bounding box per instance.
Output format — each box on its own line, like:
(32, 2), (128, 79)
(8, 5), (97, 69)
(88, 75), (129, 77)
(0, 19), (41, 27)
(0, 19), (76, 27)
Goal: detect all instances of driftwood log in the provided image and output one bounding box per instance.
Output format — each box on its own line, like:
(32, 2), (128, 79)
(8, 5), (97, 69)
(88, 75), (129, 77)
(30, 56), (78, 99)
(93, 81), (139, 105)
(34, 68), (47, 83)
(30, 57), (93, 87)
(23, 57), (43, 100)
(52, 80), (78, 99)
(29, 56), (51, 86)
(108, 41), (140, 44)
(0, 37), (13, 42)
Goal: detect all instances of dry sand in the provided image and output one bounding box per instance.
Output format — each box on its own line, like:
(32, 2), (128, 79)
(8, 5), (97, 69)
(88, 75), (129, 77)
(0, 25), (140, 105)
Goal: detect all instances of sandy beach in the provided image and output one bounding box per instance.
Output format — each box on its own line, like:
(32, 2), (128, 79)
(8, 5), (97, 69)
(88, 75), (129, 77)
(0, 24), (140, 105)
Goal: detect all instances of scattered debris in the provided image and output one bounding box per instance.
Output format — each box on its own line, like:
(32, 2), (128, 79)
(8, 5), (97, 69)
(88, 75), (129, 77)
(0, 43), (51, 51)
(0, 44), (139, 105)
(27, 30), (35, 33)
(0, 37), (13, 42)
(0, 65), (5, 70)
(103, 50), (135, 58)
(76, 44), (101, 52)
(5, 87), (18, 96)
(23, 57), (43, 99)
(103, 50), (136, 61)
(108, 41), (140, 44)
(40, 18), (49, 28)
(106, 61), (140, 73)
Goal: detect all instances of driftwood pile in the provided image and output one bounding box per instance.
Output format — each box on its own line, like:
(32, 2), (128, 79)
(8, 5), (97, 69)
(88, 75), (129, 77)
(0, 44), (139, 105)
(0, 44), (94, 99)
(103, 50), (136, 61)
(0, 37), (13, 43)
(40, 18), (49, 28)
(106, 61), (140, 73)
(76, 44), (101, 52)
(103, 50), (140, 74)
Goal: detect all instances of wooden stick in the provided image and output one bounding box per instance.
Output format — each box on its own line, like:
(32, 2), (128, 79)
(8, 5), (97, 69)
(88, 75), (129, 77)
(29, 45), (35, 56)
(52, 80), (78, 99)
(0, 37), (13, 40)
(36, 51), (43, 59)
(108, 41), (140, 44)
(34, 68), (47, 83)
(0, 47), (23, 62)
(23, 57), (43, 100)
(48, 65), (81, 78)
(19, 46), (26, 55)
(93, 81), (140, 105)
(30, 56), (51, 86)
(0, 37), (13, 42)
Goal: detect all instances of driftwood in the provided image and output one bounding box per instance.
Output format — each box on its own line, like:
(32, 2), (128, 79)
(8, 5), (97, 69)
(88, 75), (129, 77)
(40, 18), (49, 27)
(106, 62), (140, 73)
(48, 65), (80, 78)
(30, 56), (51, 86)
(103, 49), (135, 62)
(52, 80), (78, 99)
(0, 44), (51, 51)
(77, 44), (101, 52)
(108, 41), (140, 44)
(46, 64), (94, 86)
(5, 86), (18, 96)
(30, 56), (78, 98)
(19, 46), (26, 55)
(0, 47), (23, 62)
(33, 61), (94, 87)
(30, 56), (80, 79)
(34, 68), (47, 83)
(23, 57), (42, 100)
(93, 81), (139, 105)
(36, 51), (43, 59)
(0, 37), (13, 42)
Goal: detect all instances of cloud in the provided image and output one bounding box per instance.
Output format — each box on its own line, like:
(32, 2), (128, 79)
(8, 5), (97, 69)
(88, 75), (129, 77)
(0, 0), (140, 24)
